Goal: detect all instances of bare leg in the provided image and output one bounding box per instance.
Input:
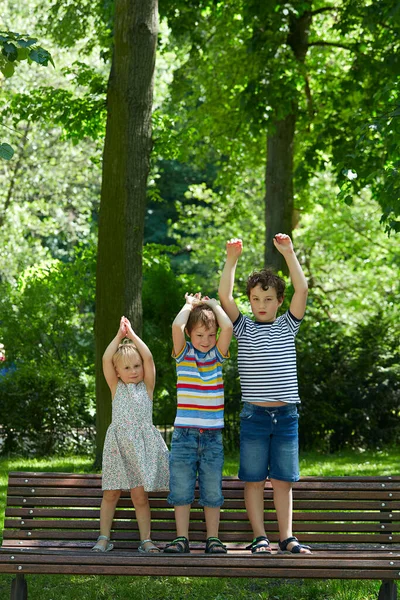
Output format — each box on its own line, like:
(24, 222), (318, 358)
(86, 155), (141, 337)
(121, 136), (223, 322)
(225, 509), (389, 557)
(130, 486), (155, 550)
(204, 506), (221, 539)
(174, 504), (191, 539)
(95, 489), (121, 550)
(245, 480), (267, 539)
(271, 478), (310, 554)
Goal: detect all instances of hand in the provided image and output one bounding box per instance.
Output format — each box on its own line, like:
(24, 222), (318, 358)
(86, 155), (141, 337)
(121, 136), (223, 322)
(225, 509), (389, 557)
(226, 238), (243, 260)
(123, 316), (135, 338)
(201, 296), (218, 308)
(118, 316), (127, 339)
(273, 233), (294, 254)
(185, 292), (202, 306)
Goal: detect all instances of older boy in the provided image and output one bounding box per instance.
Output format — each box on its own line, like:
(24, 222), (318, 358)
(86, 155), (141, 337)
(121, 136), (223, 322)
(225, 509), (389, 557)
(218, 233), (311, 554)
(164, 292), (233, 554)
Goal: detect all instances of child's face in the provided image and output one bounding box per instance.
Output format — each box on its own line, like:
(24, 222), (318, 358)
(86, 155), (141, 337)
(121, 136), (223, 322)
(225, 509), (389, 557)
(188, 323), (217, 353)
(115, 353), (144, 384)
(249, 283), (283, 322)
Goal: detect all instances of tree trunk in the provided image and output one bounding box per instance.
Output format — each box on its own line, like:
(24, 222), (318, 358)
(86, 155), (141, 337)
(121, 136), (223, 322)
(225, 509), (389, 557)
(264, 10), (312, 272)
(94, 0), (158, 464)
(264, 113), (296, 273)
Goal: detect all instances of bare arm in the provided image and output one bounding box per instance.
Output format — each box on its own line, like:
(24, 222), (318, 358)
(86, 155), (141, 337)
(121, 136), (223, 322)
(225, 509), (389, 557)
(102, 317), (126, 394)
(201, 297), (233, 357)
(273, 233), (308, 320)
(172, 292), (201, 356)
(218, 238), (242, 323)
(123, 317), (156, 399)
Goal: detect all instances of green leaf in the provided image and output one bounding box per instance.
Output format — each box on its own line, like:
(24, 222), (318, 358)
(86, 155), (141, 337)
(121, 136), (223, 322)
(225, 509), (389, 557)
(344, 195), (353, 206)
(0, 143), (15, 160)
(2, 41), (18, 62)
(17, 47), (29, 61)
(2, 61), (15, 77)
(17, 38), (38, 48)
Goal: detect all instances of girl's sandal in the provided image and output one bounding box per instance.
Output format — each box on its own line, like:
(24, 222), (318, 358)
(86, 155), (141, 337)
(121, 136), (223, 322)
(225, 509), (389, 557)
(92, 535), (114, 553)
(245, 535), (272, 554)
(138, 539), (160, 553)
(278, 536), (312, 554)
(163, 536), (190, 553)
(205, 537), (227, 554)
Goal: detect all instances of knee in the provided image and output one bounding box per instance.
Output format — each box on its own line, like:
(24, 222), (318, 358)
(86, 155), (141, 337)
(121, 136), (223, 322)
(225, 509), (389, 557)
(130, 487), (148, 508)
(103, 490), (121, 504)
(270, 479), (293, 492)
(246, 480), (266, 492)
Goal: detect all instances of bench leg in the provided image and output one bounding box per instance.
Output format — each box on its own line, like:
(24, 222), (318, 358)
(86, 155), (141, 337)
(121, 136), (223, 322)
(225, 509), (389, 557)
(378, 580), (397, 600)
(10, 573), (27, 600)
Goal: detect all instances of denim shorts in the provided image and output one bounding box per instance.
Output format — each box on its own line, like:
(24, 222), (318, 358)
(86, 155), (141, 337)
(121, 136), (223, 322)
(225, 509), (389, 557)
(239, 402), (299, 483)
(168, 428), (224, 507)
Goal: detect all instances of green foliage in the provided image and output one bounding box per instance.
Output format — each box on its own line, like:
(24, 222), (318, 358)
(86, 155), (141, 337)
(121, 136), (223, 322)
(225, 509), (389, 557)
(0, 30), (54, 158)
(0, 247), (96, 454)
(0, 364), (94, 455)
(0, 31), (54, 75)
(298, 313), (400, 452)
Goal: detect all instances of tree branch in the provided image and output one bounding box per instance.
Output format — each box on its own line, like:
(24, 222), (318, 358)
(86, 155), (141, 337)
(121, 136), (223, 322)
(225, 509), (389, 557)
(308, 41), (353, 51)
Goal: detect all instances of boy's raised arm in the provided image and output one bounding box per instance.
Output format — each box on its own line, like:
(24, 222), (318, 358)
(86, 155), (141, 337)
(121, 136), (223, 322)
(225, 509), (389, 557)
(273, 233), (308, 320)
(201, 297), (233, 357)
(218, 238), (242, 323)
(172, 292), (201, 356)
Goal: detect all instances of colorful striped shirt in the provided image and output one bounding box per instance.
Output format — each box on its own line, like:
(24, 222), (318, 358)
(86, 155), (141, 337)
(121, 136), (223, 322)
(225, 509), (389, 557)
(173, 342), (229, 429)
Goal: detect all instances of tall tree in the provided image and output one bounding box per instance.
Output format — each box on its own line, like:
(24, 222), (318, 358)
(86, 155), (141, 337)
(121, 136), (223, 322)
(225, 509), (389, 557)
(162, 0), (400, 271)
(95, 0), (158, 462)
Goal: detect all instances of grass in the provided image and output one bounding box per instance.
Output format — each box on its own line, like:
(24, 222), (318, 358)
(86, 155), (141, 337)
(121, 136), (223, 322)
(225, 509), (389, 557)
(0, 447), (398, 600)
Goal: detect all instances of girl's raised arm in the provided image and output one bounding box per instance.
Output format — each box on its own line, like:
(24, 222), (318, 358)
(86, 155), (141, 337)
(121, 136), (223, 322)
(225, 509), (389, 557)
(123, 317), (156, 400)
(103, 317), (126, 394)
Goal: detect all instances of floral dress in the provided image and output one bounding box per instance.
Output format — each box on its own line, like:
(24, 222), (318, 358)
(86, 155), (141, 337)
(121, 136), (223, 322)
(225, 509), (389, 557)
(102, 380), (169, 491)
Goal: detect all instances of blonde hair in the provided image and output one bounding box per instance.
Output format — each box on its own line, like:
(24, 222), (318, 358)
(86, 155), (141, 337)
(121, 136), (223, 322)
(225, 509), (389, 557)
(112, 341), (142, 368)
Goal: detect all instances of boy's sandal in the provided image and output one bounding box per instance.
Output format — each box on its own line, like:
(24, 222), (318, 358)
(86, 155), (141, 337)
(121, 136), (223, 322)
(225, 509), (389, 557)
(278, 536), (312, 554)
(245, 535), (272, 554)
(91, 535), (114, 553)
(163, 536), (190, 554)
(138, 539), (161, 553)
(205, 537), (227, 554)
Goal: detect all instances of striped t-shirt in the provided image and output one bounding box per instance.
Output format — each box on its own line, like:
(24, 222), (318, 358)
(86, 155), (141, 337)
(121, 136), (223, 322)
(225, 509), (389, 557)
(233, 310), (302, 404)
(173, 342), (228, 429)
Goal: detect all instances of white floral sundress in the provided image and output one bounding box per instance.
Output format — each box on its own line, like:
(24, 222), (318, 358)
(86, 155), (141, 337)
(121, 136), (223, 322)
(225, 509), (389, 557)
(101, 380), (169, 491)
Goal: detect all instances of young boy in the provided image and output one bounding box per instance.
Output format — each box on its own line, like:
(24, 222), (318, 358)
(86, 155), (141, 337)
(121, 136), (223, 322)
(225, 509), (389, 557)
(218, 233), (311, 555)
(164, 292), (233, 554)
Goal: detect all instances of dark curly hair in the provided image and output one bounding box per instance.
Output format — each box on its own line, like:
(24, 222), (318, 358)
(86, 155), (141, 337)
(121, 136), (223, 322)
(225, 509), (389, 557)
(186, 304), (217, 334)
(246, 269), (285, 301)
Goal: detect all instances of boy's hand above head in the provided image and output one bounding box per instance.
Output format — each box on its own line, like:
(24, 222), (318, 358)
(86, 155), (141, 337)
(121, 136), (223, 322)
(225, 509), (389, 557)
(201, 295), (216, 306)
(185, 292), (202, 307)
(226, 238), (243, 260)
(273, 233), (294, 254)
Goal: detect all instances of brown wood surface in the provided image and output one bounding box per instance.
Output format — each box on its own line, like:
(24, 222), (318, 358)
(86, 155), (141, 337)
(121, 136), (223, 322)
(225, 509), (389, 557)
(2, 472), (400, 583)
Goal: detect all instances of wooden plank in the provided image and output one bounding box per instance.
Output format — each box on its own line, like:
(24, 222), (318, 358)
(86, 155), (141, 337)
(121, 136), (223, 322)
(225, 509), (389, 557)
(5, 508), (398, 522)
(6, 497), (400, 511)
(0, 563), (398, 579)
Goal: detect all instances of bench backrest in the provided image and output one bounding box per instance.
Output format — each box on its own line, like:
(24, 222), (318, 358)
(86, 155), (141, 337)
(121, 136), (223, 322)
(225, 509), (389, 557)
(3, 472), (400, 551)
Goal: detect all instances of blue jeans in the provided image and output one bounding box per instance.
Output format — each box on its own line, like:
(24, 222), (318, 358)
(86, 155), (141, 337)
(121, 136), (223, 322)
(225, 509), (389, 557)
(239, 403), (299, 482)
(168, 428), (224, 507)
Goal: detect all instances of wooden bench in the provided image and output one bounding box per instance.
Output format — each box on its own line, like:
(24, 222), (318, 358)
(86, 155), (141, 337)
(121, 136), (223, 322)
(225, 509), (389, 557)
(0, 471), (399, 600)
